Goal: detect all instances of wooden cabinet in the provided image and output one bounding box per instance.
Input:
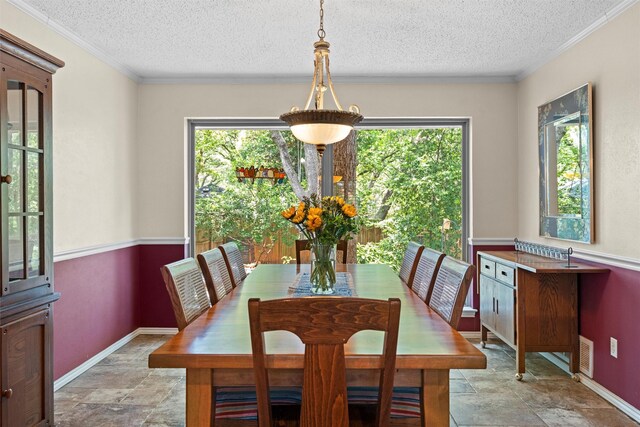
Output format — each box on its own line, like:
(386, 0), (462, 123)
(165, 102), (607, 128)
(478, 251), (607, 380)
(1, 308), (53, 426)
(480, 274), (515, 346)
(0, 29), (63, 426)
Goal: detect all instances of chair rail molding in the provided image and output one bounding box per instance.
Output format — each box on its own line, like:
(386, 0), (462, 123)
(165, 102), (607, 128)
(467, 237), (515, 246)
(53, 238), (189, 262)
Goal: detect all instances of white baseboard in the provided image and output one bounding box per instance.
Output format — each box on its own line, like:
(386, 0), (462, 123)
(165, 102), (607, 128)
(54, 330), (140, 391)
(53, 327), (178, 391)
(137, 327), (179, 335)
(580, 375), (640, 423)
(538, 353), (640, 423)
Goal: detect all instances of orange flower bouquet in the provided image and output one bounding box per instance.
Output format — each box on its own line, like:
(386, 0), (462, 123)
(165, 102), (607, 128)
(281, 194), (358, 293)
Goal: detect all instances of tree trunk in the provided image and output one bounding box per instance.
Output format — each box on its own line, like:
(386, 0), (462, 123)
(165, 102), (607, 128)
(333, 131), (358, 263)
(270, 130), (320, 200)
(374, 189), (394, 221)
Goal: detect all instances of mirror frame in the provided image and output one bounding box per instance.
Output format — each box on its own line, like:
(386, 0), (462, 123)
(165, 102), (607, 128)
(538, 83), (594, 243)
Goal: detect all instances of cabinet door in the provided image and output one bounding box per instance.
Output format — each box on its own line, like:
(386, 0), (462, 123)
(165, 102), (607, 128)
(494, 282), (515, 346)
(1, 309), (52, 427)
(479, 275), (494, 329)
(1, 67), (52, 296)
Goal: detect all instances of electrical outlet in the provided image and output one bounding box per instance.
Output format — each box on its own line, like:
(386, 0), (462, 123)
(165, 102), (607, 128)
(610, 337), (618, 358)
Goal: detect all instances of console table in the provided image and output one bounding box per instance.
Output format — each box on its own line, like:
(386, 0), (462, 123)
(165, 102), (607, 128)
(477, 251), (607, 380)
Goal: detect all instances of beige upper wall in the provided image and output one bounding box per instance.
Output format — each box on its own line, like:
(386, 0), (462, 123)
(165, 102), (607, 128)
(517, 2), (640, 259)
(137, 82), (519, 240)
(1, 0), (139, 253)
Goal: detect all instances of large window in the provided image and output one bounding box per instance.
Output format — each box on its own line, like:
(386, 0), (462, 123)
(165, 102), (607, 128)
(354, 127), (464, 270)
(189, 119), (469, 273)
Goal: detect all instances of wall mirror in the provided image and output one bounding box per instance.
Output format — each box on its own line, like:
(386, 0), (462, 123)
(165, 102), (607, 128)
(538, 83), (593, 243)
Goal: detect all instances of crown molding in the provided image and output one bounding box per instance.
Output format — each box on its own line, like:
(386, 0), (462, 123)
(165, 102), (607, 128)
(140, 74), (517, 85)
(6, 0), (141, 82)
(516, 0), (640, 81)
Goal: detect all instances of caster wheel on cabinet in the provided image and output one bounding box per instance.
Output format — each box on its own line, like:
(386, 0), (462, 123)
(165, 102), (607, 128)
(515, 373), (523, 381)
(571, 374), (581, 382)
(481, 341), (486, 348)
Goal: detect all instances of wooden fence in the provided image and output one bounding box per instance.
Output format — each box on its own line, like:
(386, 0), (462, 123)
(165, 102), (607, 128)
(195, 226), (384, 265)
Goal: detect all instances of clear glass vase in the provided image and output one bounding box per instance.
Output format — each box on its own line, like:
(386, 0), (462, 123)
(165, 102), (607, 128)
(310, 243), (337, 294)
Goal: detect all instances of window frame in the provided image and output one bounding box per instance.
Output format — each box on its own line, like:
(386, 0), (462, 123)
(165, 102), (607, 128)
(187, 118), (472, 309)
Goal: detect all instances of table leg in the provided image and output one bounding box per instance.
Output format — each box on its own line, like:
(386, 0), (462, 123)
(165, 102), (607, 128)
(186, 368), (213, 427)
(421, 369), (449, 427)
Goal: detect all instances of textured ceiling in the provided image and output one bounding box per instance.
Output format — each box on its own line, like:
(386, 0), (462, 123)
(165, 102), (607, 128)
(15, 0), (630, 80)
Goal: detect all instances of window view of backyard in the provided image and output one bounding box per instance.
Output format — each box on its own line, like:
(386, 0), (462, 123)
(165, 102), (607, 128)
(194, 126), (463, 271)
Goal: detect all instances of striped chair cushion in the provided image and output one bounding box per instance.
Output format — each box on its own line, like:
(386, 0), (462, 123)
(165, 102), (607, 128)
(348, 387), (421, 418)
(215, 387), (302, 420)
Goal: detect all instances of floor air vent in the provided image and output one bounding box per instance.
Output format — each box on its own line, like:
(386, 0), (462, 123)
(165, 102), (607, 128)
(580, 336), (594, 378)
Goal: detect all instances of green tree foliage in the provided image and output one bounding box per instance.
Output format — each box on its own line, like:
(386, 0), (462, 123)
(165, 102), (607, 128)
(195, 130), (299, 264)
(555, 125), (582, 216)
(195, 128), (464, 270)
(356, 128), (463, 270)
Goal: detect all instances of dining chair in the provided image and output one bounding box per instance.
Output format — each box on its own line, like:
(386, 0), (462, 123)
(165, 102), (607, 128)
(220, 241), (248, 287)
(163, 258), (300, 425)
(429, 256), (476, 329)
(249, 297), (401, 427)
(196, 248), (235, 304)
(295, 239), (349, 264)
(160, 258), (211, 331)
(411, 247), (446, 303)
(398, 242), (425, 288)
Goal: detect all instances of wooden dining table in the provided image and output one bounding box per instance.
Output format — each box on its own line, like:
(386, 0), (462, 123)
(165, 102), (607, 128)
(148, 263), (486, 427)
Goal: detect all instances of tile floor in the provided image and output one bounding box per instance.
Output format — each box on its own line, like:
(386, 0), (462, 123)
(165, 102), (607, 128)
(54, 335), (639, 426)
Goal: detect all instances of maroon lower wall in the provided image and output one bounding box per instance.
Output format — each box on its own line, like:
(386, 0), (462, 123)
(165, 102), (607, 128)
(54, 246), (141, 379)
(579, 262), (640, 409)
(53, 243), (184, 380)
(138, 244), (185, 328)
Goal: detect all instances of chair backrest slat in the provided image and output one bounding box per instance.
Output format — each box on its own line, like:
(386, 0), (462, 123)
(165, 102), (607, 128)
(412, 247), (446, 303)
(220, 242), (247, 286)
(161, 258), (211, 330)
(295, 239), (348, 264)
(398, 242), (424, 288)
(249, 297), (401, 427)
(197, 248), (234, 304)
(429, 257), (475, 329)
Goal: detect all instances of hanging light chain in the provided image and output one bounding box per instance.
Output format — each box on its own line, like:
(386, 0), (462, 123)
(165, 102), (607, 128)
(317, 0), (326, 39)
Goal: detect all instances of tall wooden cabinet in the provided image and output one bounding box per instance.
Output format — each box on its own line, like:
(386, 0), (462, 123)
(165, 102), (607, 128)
(0, 29), (64, 426)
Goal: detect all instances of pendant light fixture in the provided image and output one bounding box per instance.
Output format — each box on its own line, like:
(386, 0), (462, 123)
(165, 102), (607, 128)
(280, 0), (363, 156)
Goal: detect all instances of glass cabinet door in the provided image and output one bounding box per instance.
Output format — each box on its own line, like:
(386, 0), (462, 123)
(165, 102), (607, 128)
(2, 76), (48, 295)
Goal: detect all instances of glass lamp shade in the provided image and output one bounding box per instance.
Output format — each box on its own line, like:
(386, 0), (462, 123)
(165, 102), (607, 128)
(290, 123), (352, 145)
(280, 109), (363, 146)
